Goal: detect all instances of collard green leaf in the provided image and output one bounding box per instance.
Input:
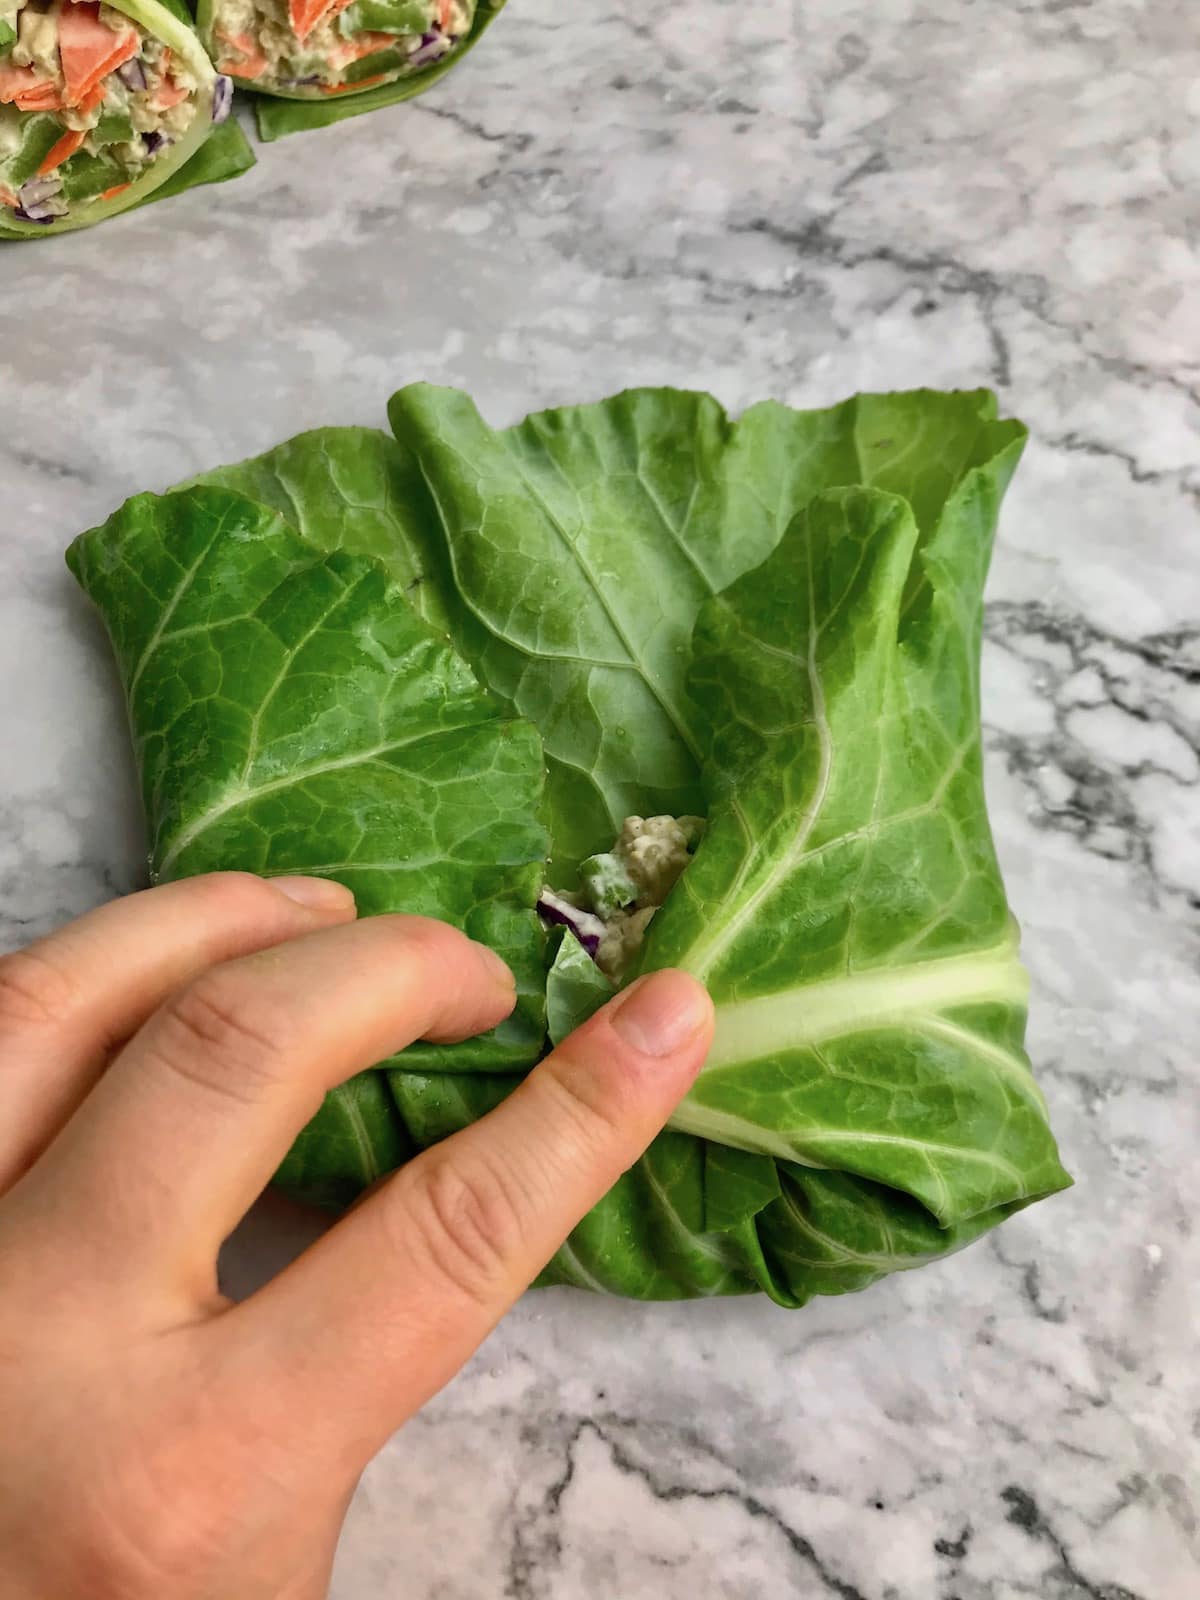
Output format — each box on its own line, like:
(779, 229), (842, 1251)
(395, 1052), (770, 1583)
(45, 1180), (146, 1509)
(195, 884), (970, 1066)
(193, 387), (1025, 881)
(65, 484), (549, 1074)
(138, 117), (256, 209)
(384, 383), (1027, 877)
(644, 484), (1070, 1225)
(67, 383), (1070, 1307)
(752, 1166), (1033, 1305)
(382, 383), (1067, 1230)
(389, 934), (1020, 1305)
(186, 426), (451, 631)
(387, 1058), (763, 1302)
(277, 1068), (415, 1211)
(544, 930), (612, 1045)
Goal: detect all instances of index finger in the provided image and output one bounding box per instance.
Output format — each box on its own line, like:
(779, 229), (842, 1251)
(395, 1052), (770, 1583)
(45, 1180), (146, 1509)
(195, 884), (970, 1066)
(12, 916), (517, 1297)
(0, 872), (356, 1189)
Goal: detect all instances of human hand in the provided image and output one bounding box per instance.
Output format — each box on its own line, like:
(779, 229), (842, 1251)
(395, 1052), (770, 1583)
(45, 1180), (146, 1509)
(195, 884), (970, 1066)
(0, 873), (713, 1600)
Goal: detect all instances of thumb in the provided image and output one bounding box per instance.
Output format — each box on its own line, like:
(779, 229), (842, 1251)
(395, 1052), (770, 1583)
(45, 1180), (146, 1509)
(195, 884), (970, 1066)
(224, 970), (712, 1465)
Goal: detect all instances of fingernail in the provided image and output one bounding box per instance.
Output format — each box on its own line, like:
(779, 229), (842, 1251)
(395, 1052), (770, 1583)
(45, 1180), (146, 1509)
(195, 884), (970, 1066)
(271, 875), (356, 912)
(473, 941), (515, 989)
(609, 971), (711, 1058)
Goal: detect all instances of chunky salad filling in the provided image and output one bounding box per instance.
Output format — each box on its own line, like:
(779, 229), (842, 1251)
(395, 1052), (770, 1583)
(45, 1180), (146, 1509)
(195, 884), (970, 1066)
(211, 0), (474, 97)
(0, 0), (227, 226)
(538, 815), (706, 983)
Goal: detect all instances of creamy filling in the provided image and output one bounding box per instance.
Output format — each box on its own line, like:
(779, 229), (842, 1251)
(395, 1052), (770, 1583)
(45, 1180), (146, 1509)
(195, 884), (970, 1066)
(542, 815), (706, 983)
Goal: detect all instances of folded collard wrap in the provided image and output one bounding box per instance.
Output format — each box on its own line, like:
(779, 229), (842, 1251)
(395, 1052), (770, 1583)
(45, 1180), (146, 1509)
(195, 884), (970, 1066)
(0, 0), (253, 237)
(198, 0), (504, 141)
(66, 386), (1072, 1308)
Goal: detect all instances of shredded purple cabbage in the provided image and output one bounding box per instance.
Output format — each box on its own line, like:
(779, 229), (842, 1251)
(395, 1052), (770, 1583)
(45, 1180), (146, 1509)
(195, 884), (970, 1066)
(19, 175), (61, 206)
(212, 75), (234, 124)
(536, 889), (605, 960)
(117, 58), (148, 93)
(15, 176), (66, 222)
(142, 131), (172, 156)
(410, 30), (452, 67)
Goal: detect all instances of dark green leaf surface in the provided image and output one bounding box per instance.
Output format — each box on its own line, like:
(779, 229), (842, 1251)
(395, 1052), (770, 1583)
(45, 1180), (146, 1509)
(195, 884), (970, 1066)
(139, 117), (257, 208)
(278, 1067), (416, 1211)
(66, 485), (550, 1080)
(67, 385), (1070, 1306)
(187, 426), (450, 630)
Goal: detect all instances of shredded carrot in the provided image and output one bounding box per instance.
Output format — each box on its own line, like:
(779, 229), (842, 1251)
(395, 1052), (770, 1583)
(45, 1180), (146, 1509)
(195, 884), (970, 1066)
(153, 45), (195, 105)
(288, 0), (354, 44)
(153, 79), (189, 108)
(327, 30), (394, 70)
(217, 56), (265, 78)
(439, 0), (453, 29)
(59, 1), (139, 109)
(216, 29), (270, 79)
(100, 182), (132, 200)
(319, 72), (388, 94)
(38, 126), (87, 174)
(17, 83), (64, 110)
(0, 64), (65, 111)
(0, 185), (18, 209)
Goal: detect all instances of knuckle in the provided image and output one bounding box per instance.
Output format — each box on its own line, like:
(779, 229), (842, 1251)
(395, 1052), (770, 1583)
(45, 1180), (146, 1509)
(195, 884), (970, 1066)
(0, 947), (80, 1034)
(539, 1049), (632, 1148)
(151, 970), (297, 1105)
(378, 916), (487, 1033)
(396, 1152), (529, 1307)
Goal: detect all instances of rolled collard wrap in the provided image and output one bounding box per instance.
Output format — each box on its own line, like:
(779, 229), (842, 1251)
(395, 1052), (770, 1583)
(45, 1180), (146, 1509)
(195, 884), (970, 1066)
(199, 0), (504, 141)
(0, 0), (250, 236)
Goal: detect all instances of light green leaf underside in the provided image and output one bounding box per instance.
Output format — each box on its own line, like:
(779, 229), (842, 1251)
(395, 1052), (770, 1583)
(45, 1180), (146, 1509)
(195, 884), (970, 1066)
(643, 485), (1068, 1225)
(383, 383), (1029, 878)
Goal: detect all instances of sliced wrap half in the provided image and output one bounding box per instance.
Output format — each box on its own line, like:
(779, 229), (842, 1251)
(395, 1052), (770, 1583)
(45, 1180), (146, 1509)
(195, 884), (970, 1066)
(0, 0), (252, 236)
(197, 0), (504, 141)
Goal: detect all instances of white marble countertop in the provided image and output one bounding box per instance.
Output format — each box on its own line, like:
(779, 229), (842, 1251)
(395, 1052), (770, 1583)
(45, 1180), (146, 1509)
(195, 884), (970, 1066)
(1, 2), (1196, 1596)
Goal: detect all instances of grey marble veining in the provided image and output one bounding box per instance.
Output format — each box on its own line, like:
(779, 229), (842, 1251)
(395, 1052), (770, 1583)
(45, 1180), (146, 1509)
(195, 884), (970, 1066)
(1, 2), (1197, 1596)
